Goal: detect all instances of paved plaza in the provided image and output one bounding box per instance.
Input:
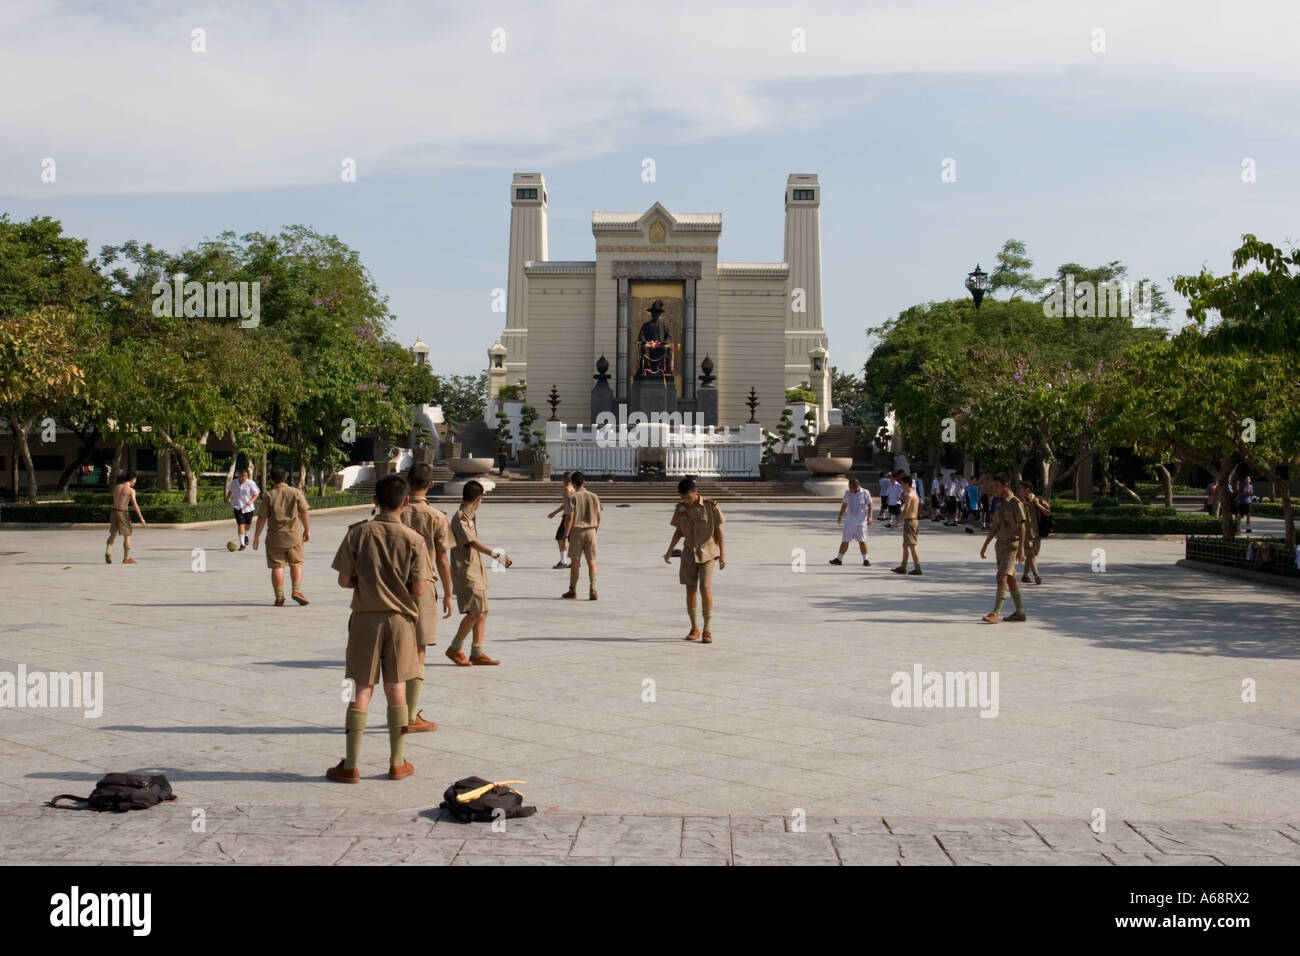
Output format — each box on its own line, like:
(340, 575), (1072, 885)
(2, 502), (1299, 864)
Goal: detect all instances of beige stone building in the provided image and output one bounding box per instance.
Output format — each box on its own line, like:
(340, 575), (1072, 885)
(488, 172), (832, 432)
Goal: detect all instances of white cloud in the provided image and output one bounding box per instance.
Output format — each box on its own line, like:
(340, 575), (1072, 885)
(1, 0), (1294, 197)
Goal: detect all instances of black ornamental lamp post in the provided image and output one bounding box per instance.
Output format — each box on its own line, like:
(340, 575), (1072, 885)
(745, 387), (760, 423)
(965, 263), (991, 309)
(547, 385), (561, 421)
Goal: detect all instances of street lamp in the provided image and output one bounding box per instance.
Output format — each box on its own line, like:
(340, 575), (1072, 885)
(965, 264), (991, 309)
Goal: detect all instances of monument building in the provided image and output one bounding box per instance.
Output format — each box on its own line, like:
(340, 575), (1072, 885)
(487, 172), (832, 433)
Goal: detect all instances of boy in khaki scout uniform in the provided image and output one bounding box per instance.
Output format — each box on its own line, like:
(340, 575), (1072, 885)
(979, 473), (1027, 623)
(1019, 479), (1050, 585)
(561, 470), (601, 601)
(252, 465), (311, 606)
(327, 473), (431, 783)
(891, 477), (923, 575)
(105, 471), (145, 564)
(399, 463), (454, 733)
(664, 477), (725, 644)
(446, 480), (511, 666)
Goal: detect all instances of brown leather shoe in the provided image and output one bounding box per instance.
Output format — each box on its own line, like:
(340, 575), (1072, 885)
(274, 596), (286, 607)
(388, 760), (414, 780)
(561, 590), (577, 599)
(326, 760), (359, 784)
(445, 648), (471, 666)
(468, 652), (499, 665)
(908, 568), (923, 576)
(1020, 573), (1031, 583)
(981, 612), (1001, 624)
(291, 591), (309, 605)
(589, 590), (597, 601)
(683, 629), (701, 641)
(891, 566), (906, 574)
(402, 710), (437, 734)
(122, 557), (137, 564)
(1003, 611), (1027, 622)
(104, 553), (111, 564)
(701, 631), (713, 644)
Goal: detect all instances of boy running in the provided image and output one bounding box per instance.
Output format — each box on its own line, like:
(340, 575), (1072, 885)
(105, 471), (145, 564)
(399, 463), (454, 733)
(980, 473), (1027, 623)
(561, 471), (601, 600)
(252, 466), (311, 606)
(446, 480), (511, 666)
(224, 467), (260, 551)
(327, 473), (431, 783)
(830, 476), (871, 566)
(664, 477), (725, 643)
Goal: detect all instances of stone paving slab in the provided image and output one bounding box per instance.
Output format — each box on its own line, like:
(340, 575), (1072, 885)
(4, 803), (1299, 865)
(3, 505), (1300, 865)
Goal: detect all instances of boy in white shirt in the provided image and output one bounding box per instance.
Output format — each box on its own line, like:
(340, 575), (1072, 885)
(830, 477), (872, 566)
(225, 467), (261, 551)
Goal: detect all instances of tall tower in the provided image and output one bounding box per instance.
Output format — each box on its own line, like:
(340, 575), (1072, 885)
(783, 174), (828, 395)
(503, 173), (548, 386)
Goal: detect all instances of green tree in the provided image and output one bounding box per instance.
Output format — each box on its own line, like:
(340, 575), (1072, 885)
(990, 239), (1041, 301)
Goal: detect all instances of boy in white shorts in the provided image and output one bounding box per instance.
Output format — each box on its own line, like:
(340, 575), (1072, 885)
(830, 476), (872, 566)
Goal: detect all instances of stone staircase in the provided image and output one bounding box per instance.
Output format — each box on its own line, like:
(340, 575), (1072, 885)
(813, 424), (865, 460)
(348, 463), (454, 498)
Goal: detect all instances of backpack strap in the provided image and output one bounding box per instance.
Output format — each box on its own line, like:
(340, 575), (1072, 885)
(47, 794), (90, 809)
(456, 780), (526, 802)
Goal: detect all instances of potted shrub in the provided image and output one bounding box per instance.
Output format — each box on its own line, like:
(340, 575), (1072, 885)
(760, 431), (781, 481)
(516, 405), (538, 468)
(774, 409), (795, 466)
(530, 429), (551, 481)
(797, 410), (819, 460)
(443, 420), (463, 460)
(494, 408), (513, 460)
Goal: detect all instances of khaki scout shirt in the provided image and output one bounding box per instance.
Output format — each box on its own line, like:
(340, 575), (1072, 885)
(259, 482), (309, 549)
(450, 506), (487, 593)
(671, 497), (725, 563)
(330, 513), (430, 617)
(569, 489), (601, 531)
(1021, 493), (1041, 540)
(401, 498), (454, 590)
(991, 495), (1026, 547)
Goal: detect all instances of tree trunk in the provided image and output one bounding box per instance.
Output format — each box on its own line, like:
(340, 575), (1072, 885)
(1154, 463), (1174, 509)
(1275, 466), (1295, 550)
(158, 451), (172, 491)
(295, 433), (307, 489)
(9, 418), (38, 504)
(177, 447), (198, 505)
(1073, 452), (1093, 502)
(1039, 460), (1054, 500)
(8, 433), (17, 498)
(1112, 480), (1143, 504)
(112, 441), (127, 474)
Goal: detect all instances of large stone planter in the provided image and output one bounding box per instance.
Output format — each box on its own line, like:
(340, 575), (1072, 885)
(803, 455), (853, 496)
(444, 457), (496, 497)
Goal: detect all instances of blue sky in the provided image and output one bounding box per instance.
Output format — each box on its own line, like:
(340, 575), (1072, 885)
(3, 0), (1296, 377)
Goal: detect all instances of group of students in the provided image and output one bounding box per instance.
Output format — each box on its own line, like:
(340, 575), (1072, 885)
(1205, 475), (1258, 533)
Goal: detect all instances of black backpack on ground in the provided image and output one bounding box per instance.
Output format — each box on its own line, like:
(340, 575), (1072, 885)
(49, 772), (176, 812)
(440, 776), (536, 823)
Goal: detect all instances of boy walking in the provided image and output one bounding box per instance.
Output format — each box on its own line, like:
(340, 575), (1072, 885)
(664, 478), (725, 643)
(399, 463), (454, 733)
(886, 471), (904, 528)
(224, 467), (260, 550)
(446, 480), (511, 667)
(1019, 479), (1050, 585)
(891, 479), (922, 575)
(252, 466), (311, 606)
(830, 476), (871, 566)
(561, 471), (601, 600)
(980, 473), (1027, 623)
(105, 471), (145, 564)
(546, 472), (574, 569)
(327, 474), (431, 783)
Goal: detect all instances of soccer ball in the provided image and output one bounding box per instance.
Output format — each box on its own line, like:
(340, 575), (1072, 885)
(226, 540), (238, 552)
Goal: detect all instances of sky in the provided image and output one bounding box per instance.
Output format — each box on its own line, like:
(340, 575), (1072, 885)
(2, 0), (1297, 377)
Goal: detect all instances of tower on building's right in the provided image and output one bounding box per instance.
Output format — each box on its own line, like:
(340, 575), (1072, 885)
(783, 174), (829, 394)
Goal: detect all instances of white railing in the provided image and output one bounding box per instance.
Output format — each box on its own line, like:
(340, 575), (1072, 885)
(665, 443), (759, 477)
(544, 421), (762, 477)
(549, 442), (639, 476)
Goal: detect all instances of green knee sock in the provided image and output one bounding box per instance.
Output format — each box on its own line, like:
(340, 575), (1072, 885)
(1012, 589), (1024, 612)
(344, 708), (367, 770)
(450, 632), (466, 653)
(123, 541), (130, 558)
(993, 590), (1007, 615)
(590, 571), (597, 590)
(703, 609), (713, 631)
(387, 705), (407, 767)
(470, 641), (483, 657)
(688, 606), (700, 630)
(405, 666), (424, 723)
(274, 586), (285, 600)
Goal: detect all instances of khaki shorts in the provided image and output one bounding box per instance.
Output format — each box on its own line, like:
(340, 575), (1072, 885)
(680, 555), (717, 589)
(415, 584), (440, 647)
(1025, 536), (1041, 558)
(902, 519), (919, 547)
(455, 588), (489, 614)
(345, 611), (420, 686)
(266, 543), (304, 569)
(567, 528), (597, 562)
(108, 510), (131, 538)
(995, 541), (1018, 576)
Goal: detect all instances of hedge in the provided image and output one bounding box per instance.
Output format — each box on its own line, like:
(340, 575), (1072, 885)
(0, 493), (371, 524)
(1050, 514), (1221, 535)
